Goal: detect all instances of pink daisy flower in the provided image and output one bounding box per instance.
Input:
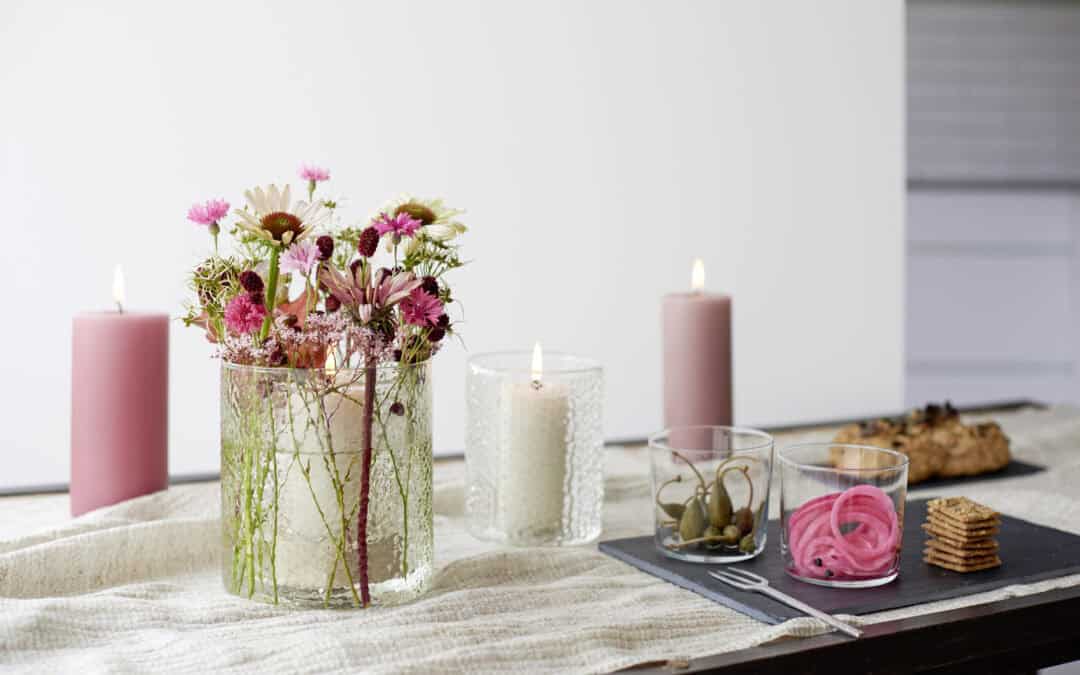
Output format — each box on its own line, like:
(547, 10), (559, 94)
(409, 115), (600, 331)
(187, 199), (230, 226)
(224, 294), (267, 334)
(298, 164), (331, 182)
(372, 211), (422, 238)
(279, 239), (321, 276)
(400, 288), (443, 327)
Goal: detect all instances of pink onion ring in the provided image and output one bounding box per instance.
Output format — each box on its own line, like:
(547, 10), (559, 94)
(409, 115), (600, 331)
(785, 485), (900, 581)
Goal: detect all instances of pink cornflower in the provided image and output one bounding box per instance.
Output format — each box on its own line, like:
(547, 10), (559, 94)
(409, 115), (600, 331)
(280, 239), (321, 276)
(298, 164), (331, 182)
(224, 294), (267, 334)
(372, 211), (422, 238)
(400, 288), (443, 327)
(187, 199), (230, 226)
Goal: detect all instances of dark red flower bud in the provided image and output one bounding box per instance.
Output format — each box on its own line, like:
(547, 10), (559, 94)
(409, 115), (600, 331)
(392, 349), (403, 362)
(420, 276), (439, 297)
(315, 235), (334, 261)
(390, 401), (405, 416)
(249, 291), (265, 307)
(239, 270), (264, 294)
(427, 327), (445, 343)
(325, 295), (341, 312)
(357, 227), (380, 258)
(436, 313), (450, 328)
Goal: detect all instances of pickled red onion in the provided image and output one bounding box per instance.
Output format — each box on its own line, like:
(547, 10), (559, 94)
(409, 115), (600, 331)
(786, 485), (900, 580)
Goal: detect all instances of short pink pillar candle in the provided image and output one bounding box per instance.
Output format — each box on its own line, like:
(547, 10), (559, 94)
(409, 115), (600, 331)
(662, 259), (733, 429)
(71, 290), (169, 516)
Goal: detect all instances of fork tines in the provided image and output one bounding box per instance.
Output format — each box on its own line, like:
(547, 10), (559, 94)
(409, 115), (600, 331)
(707, 567), (768, 590)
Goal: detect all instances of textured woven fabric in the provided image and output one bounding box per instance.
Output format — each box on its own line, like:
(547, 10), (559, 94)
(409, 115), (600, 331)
(2, 406), (1079, 674)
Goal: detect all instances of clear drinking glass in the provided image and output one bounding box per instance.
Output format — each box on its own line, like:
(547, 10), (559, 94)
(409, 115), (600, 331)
(220, 360), (434, 608)
(649, 426), (774, 563)
(464, 351), (604, 546)
(779, 443), (909, 588)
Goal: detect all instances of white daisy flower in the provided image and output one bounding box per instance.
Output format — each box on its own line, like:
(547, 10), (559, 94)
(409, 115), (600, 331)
(377, 194), (467, 242)
(234, 184), (331, 246)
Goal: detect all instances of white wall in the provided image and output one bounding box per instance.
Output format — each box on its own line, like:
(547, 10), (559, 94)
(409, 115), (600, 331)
(0, 0), (904, 488)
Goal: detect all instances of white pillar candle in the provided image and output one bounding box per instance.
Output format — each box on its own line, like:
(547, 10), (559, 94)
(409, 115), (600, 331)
(498, 343), (570, 538)
(275, 379), (364, 589)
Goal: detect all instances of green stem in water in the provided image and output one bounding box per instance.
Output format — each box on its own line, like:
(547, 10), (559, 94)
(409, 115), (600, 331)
(259, 247), (281, 344)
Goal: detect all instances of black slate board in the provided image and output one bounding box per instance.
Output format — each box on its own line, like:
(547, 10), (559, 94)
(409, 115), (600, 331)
(912, 459), (1044, 489)
(599, 498), (1080, 624)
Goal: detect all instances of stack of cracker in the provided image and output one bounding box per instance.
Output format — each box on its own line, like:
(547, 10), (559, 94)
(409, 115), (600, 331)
(922, 496), (1002, 572)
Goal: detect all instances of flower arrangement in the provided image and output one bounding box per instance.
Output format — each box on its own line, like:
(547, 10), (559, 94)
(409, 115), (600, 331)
(184, 164), (466, 607)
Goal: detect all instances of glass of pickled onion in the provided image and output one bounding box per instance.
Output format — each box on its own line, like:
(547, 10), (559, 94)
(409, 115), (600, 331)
(779, 443), (908, 588)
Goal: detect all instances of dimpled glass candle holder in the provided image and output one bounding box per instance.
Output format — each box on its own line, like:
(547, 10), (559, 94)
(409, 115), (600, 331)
(465, 350), (604, 546)
(650, 426), (774, 563)
(779, 443), (909, 588)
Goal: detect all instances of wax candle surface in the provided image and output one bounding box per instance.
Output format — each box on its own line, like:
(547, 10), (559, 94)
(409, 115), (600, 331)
(499, 381), (569, 538)
(662, 292), (733, 428)
(71, 311), (169, 516)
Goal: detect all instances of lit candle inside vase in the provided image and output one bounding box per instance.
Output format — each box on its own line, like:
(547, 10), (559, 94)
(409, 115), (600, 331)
(71, 265), (169, 516)
(498, 343), (570, 540)
(662, 259), (732, 429)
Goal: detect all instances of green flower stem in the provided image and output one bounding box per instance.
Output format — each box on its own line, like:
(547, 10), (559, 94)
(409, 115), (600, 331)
(259, 246), (281, 343)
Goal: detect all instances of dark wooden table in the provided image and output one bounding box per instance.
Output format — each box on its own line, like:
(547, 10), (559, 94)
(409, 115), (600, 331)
(629, 399), (1080, 675)
(10, 399), (1074, 673)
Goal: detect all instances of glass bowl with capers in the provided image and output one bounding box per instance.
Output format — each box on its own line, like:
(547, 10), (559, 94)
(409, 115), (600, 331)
(649, 426), (774, 563)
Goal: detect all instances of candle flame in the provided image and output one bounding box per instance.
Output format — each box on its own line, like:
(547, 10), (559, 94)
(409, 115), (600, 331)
(691, 258), (705, 292)
(531, 341), (543, 383)
(112, 264), (126, 312)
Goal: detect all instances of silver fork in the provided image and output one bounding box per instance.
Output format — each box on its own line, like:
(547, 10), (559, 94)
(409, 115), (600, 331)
(707, 567), (863, 638)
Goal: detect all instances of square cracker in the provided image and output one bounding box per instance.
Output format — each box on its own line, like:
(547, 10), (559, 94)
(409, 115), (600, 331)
(927, 496), (999, 523)
(922, 547), (999, 566)
(924, 519), (1000, 538)
(924, 535), (998, 552)
(928, 513), (1002, 531)
(923, 554), (1002, 573)
(925, 540), (999, 558)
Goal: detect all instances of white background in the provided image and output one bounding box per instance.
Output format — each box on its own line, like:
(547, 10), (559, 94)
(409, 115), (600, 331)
(0, 0), (903, 488)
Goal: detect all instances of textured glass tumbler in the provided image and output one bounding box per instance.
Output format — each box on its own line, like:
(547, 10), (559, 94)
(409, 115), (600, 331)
(650, 426), (774, 563)
(465, 351), (604, 546)
(779, 443), (909, 588)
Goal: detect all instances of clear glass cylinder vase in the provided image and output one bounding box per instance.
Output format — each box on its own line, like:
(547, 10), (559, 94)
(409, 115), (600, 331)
(220, 359), (434, 608)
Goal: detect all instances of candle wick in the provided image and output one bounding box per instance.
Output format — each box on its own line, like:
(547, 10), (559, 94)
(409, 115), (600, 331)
(530, 379), (543, 391)
(116, 302), (124, 314)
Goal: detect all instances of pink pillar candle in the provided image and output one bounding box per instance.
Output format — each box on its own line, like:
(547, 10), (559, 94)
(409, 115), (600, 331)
(662, 261), (732, 429)
(71, 311), (169, 516)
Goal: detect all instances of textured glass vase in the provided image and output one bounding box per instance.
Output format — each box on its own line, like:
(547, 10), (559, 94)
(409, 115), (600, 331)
(220, 360), (433, 608)
(464, 351), (604, 546)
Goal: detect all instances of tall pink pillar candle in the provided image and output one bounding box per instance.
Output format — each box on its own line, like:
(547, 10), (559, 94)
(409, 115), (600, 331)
(71, 311), (169, 516)
(662, 260), (732, 429)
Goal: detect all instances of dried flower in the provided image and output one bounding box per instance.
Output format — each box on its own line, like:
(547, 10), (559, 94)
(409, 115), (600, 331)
(187, 199), (230, 226)
(224, 294), (267, 334)
(298, 164), (330, 183)
(401, 288), (443, 327)
(316, 235), (334, 261)
(280, 240), (321, 276)
(357, 227), (380, 257)
(372, 212), (422, 238)
(239, 270), (264, 294)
